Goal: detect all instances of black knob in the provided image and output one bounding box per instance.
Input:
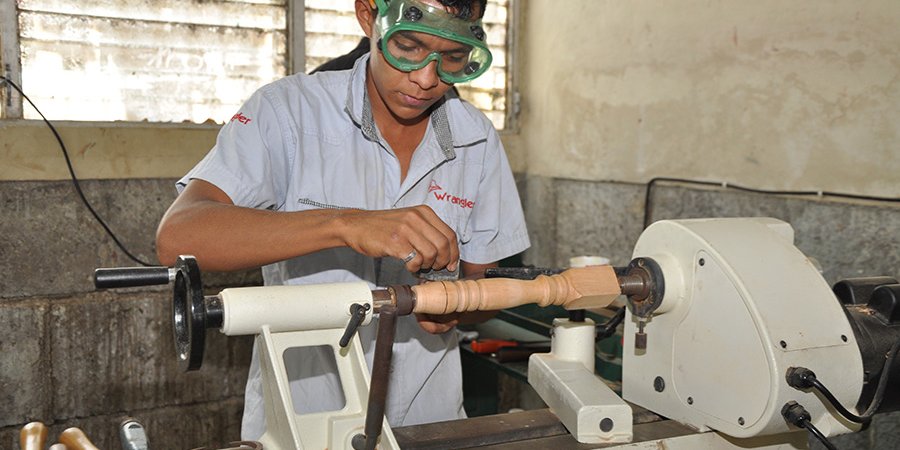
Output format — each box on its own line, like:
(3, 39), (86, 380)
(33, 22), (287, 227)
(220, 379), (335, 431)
(94, 267), (170, 289)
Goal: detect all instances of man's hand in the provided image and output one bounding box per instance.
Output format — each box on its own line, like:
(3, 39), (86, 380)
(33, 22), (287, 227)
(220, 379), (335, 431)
(338, 205), (459, 273)
(415, 312), (460, 334)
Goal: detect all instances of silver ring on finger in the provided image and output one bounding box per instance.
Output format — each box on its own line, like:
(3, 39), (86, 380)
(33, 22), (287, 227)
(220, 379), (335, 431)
(402, 249), (417, 263)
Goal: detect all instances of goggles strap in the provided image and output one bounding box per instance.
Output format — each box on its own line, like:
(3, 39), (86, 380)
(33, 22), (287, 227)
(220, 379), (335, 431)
(430, 101), (456, 160)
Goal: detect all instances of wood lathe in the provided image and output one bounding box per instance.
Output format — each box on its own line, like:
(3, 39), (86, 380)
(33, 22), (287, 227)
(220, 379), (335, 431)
(94, 217), (900, 449)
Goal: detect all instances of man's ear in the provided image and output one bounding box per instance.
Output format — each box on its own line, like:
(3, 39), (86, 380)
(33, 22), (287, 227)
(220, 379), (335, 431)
(355, 0), (376, 38)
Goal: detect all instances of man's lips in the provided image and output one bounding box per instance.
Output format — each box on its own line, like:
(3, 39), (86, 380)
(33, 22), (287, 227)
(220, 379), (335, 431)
(400, 92), (432, 107)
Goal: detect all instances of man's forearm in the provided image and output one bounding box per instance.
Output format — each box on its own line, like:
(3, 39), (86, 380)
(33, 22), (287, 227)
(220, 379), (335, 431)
(156, 179), (462, 273)
(156, 200), (348, 271)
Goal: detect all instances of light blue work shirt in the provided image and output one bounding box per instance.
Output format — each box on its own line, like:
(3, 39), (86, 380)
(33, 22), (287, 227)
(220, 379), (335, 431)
(178, 54), (529, 439)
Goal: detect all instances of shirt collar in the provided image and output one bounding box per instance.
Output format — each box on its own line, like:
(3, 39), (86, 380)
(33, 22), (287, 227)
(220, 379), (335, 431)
(344, 54), (487, 158)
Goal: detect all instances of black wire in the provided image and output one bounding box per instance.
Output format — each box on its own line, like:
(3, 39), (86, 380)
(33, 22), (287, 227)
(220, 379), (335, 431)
(810, 377), (870, 424)
(810, 339), (900, 424)
(643, 177), (900, 229)
(596, 307), (626, 341)
(800, 418), (838, 450)
(1, 75), (153, 266)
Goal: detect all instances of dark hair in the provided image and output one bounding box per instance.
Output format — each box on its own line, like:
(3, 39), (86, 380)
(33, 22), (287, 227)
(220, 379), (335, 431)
(436, 0), (488, 20)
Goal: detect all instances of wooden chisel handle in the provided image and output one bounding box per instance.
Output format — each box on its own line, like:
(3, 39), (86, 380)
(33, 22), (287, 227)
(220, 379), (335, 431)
(20, 422), (48, 450)
(411, 265), (621, 314)
(59, 427), (101, 450)
(50, 444), (69, 450)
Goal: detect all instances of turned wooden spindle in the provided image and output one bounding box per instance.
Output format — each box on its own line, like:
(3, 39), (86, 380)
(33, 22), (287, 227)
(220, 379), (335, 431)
(411, 265), (621, 315)
(20, 422), (48, 450)
(59, 427), (101, 450)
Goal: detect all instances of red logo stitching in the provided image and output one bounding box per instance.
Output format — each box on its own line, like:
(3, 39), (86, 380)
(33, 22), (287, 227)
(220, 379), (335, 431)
(430, 180), (475, 209)
(230, 112), (252, 125)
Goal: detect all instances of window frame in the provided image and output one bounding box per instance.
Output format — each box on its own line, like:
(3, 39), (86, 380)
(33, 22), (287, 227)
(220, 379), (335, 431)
(0, 0), (23, 119)
(0, 0), (518, 130)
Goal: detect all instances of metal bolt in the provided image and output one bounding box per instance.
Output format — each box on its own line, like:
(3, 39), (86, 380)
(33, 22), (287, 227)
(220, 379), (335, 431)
(841, 334), (848, 342)
(699, 258), (705, 266)
(780, 340), (787, 349)
(738, 417), (745, 426)
(654, 376), (665, 392)
(687, 397), (693, 405)
(470, 25), (485, 41)
(404, 6), (423, 21)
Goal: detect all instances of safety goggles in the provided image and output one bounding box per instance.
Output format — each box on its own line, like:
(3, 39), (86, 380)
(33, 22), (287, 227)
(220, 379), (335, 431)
(372, 0), (493, 84)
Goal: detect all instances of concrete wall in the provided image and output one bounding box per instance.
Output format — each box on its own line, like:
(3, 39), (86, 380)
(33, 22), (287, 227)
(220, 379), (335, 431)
(0, 121), (216, 181)
(0, 179), (259, 449)
(522, 178), (900, 283)
(514, 0), (900, 198)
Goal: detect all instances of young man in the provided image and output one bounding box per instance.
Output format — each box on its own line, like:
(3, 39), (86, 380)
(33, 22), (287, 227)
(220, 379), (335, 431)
(156, 0), (529, 439)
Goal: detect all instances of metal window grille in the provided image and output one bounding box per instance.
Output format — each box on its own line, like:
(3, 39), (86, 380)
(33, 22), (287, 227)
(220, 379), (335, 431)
(0, 0), (512, 127)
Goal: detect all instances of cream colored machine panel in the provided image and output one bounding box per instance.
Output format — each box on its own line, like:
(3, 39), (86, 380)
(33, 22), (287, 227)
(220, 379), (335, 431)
(622, 218), (864, 438)
(672, 251), (771, 426)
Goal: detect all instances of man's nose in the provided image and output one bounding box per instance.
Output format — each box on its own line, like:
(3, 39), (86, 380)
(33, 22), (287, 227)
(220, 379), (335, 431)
(409, 59), (441, 90)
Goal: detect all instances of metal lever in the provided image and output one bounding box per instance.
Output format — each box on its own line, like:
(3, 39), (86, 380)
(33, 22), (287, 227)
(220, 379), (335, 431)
(353, 303), (399, 450)
(340, 303), (371, 348)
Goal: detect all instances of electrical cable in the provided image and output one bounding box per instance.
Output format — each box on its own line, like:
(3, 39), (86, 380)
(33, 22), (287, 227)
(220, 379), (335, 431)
(1, 75), (153, 266)
(643, 177), (900, 229)
(596, 306), (625, 341)
(802, 418), (838, 450)
(787, 340), (900, 425)
(781, 401), (838, 450)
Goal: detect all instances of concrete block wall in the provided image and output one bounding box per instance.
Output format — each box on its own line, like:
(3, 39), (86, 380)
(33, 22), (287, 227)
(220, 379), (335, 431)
(522, 176), (900, 283)
(0, 179), (259, 449)
(521, 175), (900, 449)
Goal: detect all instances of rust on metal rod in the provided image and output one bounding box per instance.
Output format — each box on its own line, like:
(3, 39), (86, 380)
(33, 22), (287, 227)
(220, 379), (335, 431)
(371, 288), (394, 313)
(371, 286), (416, 316)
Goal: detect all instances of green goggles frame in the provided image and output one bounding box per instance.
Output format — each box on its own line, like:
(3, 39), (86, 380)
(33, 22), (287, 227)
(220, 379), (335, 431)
(373, 0), (493, 83)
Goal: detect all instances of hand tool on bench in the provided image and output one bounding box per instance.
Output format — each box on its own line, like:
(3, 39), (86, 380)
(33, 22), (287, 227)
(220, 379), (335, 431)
(59, 427), (100, 450)
(20, 421), (48, 450)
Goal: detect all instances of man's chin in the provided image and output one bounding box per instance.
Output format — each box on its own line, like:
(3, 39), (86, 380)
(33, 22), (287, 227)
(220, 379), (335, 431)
(390, 103), (435, 122)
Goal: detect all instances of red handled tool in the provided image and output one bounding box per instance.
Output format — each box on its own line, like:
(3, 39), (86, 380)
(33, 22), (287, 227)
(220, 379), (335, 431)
(470, 339), (550, 354)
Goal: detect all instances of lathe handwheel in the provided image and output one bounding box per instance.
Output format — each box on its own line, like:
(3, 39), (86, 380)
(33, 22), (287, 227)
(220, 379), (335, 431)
(173, 256), (205, 372)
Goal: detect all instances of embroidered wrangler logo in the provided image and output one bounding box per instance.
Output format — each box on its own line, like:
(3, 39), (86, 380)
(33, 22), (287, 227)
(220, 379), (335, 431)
(430, 180), (475, 209)
(231, 112), (252, 125)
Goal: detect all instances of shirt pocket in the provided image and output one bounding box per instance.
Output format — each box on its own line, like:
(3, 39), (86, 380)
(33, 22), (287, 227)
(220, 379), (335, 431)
(430, 202), (473, 245)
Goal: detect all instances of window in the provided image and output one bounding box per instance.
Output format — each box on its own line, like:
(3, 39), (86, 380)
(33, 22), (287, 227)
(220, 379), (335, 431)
(1, 0), (514, 128)
(1, 0), (287, 123)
